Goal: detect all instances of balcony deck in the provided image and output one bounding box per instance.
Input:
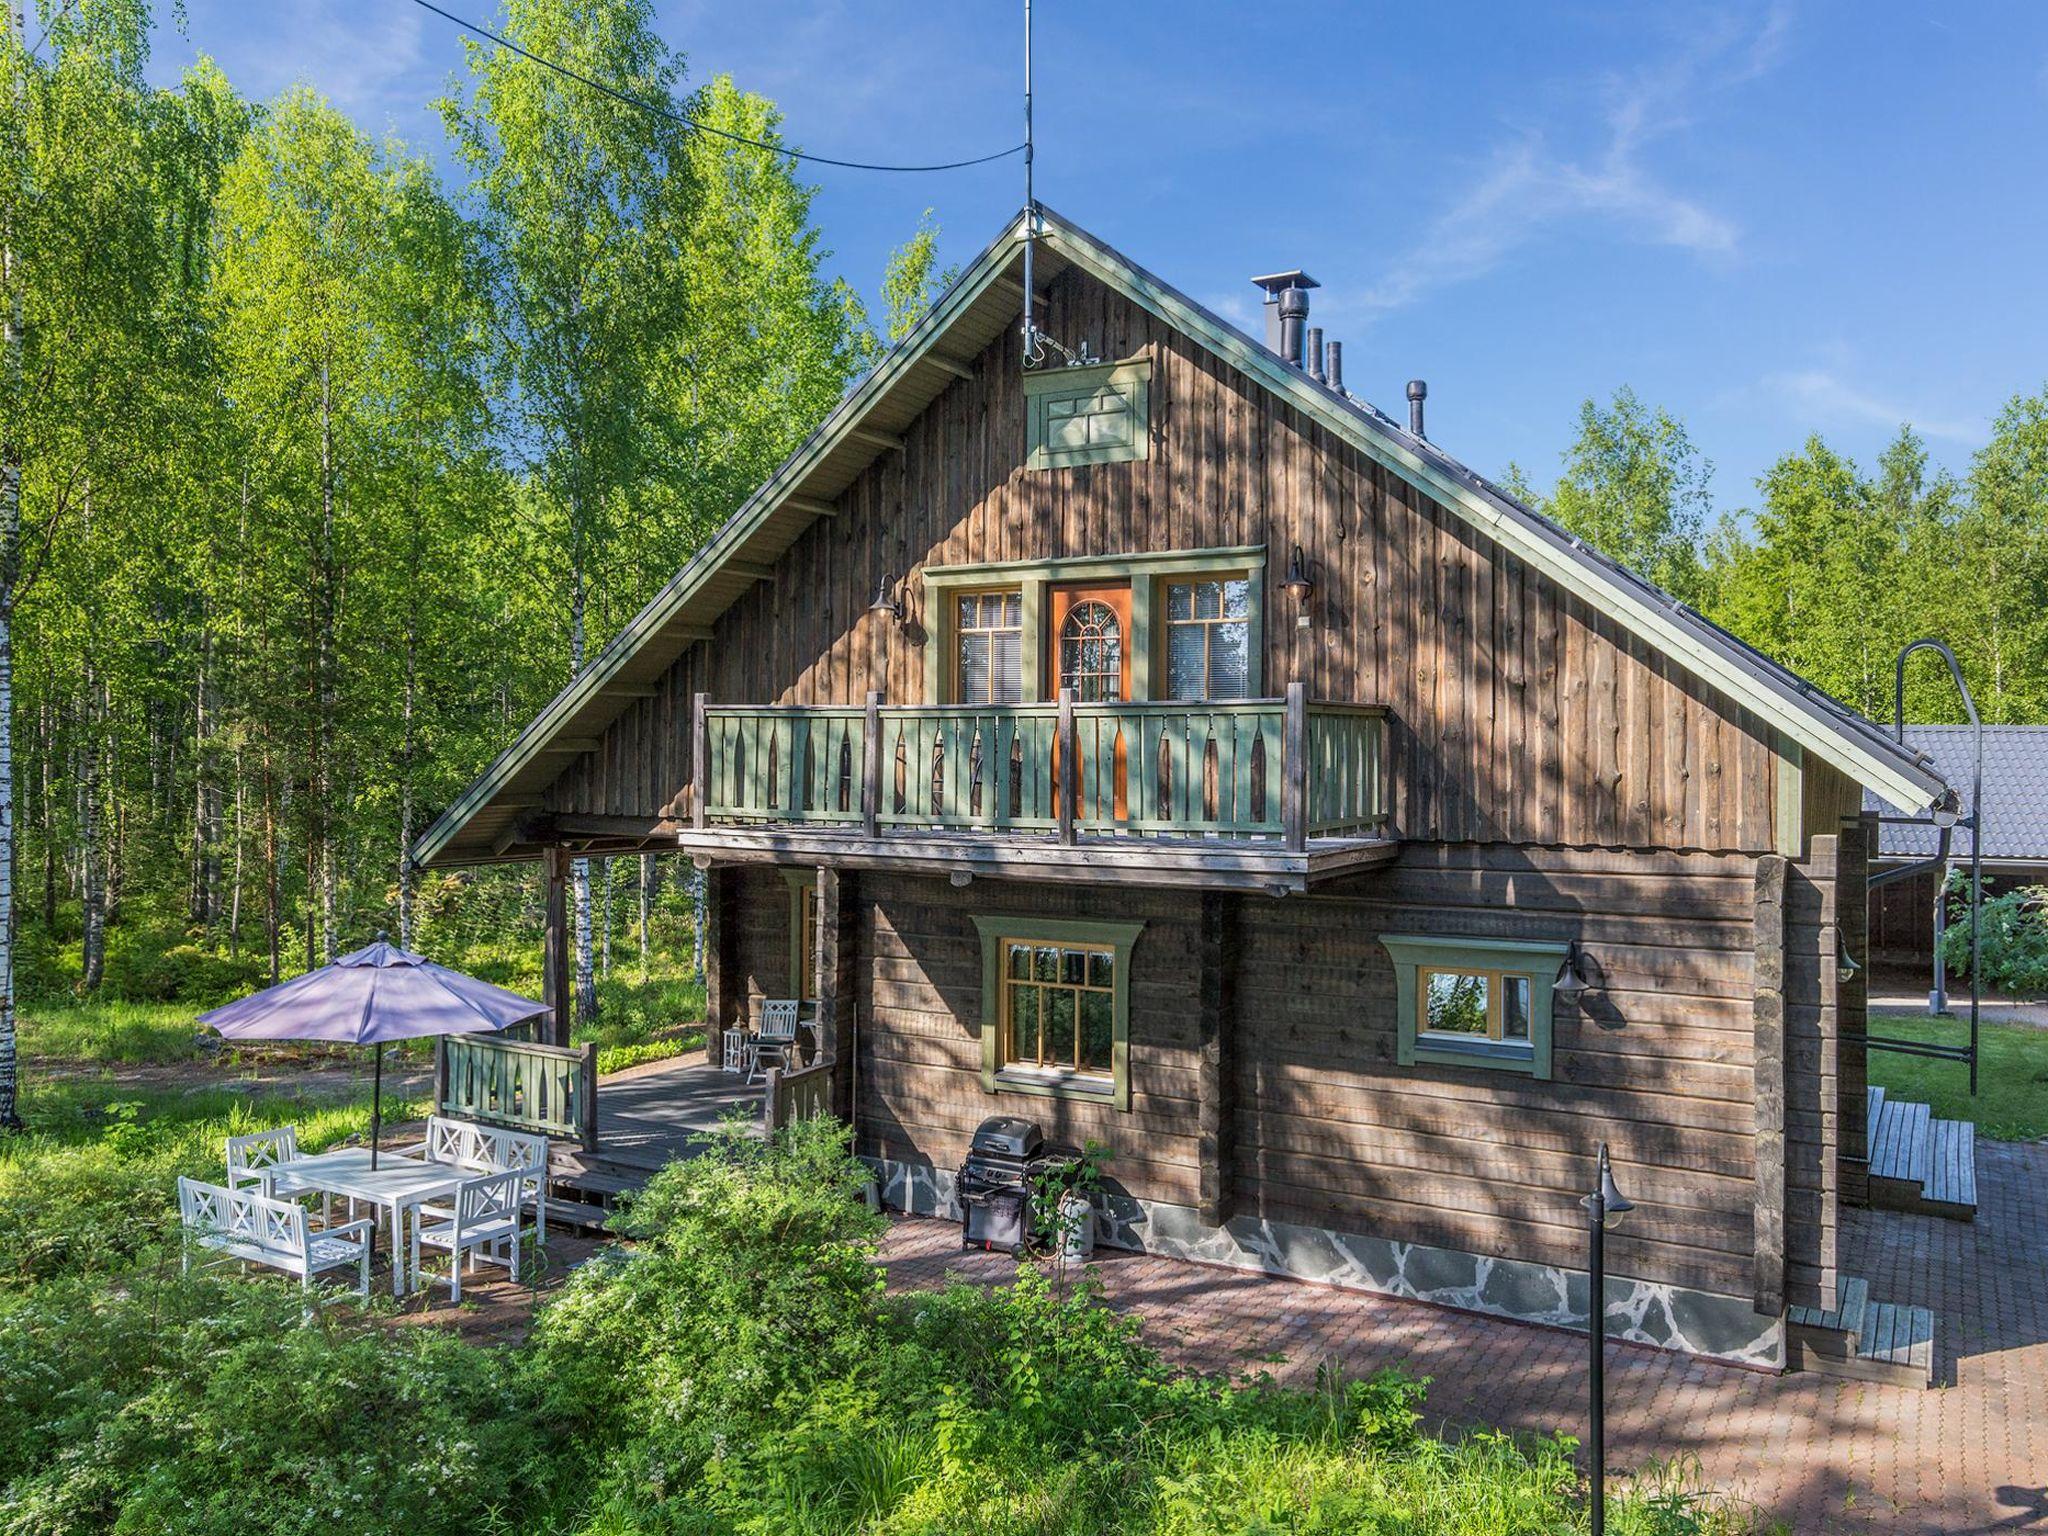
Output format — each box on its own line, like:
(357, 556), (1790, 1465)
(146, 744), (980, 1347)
(680, 688), (1397, 894)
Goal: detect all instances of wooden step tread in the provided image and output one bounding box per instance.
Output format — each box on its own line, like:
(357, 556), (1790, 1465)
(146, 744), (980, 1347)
(1789, 1275), (1869, 1340)
(1860, 1301), (1936, 1373)
(552, 1166), (646, 1199)
(1927, 1118), (1977, 1209)
(543, 1199), (614, 1232)
(1871, 1097), (1933, 1186)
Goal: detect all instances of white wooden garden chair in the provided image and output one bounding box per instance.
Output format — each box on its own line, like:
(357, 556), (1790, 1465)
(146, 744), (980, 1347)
(413, 1115), (550, 1245)
(224, 1126), (300, 1191)
(409, 1168), (530, 1302)
(177, 1176), (373, 1304)
(747, 999), (802, 1085)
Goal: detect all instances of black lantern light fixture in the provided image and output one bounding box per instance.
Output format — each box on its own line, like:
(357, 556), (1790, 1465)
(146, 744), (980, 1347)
(1553, 940), (1594, 1000)
(1282, 545), (1313, 626)
(1582, 1141), (1633, 1536)
(869, 573), (906, 624)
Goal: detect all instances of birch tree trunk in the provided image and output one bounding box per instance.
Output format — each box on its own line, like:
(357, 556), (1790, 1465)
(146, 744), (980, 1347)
(79, 675), (105, 994)
(0, 0), (24, 1128)
(569, 557), (596, 1020)
(638, 851), (653, 983)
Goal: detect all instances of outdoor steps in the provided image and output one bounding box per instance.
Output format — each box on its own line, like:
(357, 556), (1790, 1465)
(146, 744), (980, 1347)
(545, 1147), (662, 1222)
(1788, 1276), (1937, 1388)
(1866, 1085), (1977, 1220)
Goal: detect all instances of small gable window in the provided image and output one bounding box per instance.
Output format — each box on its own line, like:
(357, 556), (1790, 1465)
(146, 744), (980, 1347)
(1025, 358), (1151, 471)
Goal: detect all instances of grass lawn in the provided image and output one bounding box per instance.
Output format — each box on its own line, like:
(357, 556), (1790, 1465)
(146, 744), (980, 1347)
(1868, 1009), (2048, 1140)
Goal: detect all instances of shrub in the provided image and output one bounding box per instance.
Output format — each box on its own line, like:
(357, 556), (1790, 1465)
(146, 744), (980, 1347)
(1940, 878), (2048, 998)
(526, 1114), (887, 1466)
(100, 936), (267, 1006)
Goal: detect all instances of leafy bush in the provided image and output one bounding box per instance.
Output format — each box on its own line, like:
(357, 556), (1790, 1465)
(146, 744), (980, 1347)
(1940, 878), (2048, 997)
(101, 934), (268, 1006)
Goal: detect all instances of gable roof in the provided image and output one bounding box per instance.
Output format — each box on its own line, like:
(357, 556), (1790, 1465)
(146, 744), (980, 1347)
(1866, 727), (2048, 863)
(414, 205), (1948, 867)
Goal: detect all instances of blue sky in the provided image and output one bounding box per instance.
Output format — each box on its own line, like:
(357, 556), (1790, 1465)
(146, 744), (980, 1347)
(147, 1), (2048, 518)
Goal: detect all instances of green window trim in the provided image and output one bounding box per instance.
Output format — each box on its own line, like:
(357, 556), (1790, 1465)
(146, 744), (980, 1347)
(971, 914), (1145, 1109)
(1378, 935), (1569, 1079)
(1024, 357), (1152, 470)
(922, 546), (1265, 704)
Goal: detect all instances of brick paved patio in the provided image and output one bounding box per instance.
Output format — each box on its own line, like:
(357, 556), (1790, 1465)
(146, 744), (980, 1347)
(879, 1140), (2048, 1534)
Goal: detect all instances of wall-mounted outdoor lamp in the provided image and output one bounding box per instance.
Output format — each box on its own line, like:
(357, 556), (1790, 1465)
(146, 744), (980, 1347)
(1583, 1141), (1634, 1536)
(1553, 940), (1594, 1000)
(869, 573), (906, 625)
(1837, 941), (1862, 986)
(1282, 545), (1313, 627)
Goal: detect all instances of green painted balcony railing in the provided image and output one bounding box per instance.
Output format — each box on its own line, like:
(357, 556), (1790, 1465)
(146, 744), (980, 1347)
(692, 686), (1386, 849)
(435, 1035), (598, 1150)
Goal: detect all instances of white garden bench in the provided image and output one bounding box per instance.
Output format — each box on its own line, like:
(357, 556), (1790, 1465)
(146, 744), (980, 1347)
(177, 1176), (374, 1300)
(402, 1115), (550, 1243)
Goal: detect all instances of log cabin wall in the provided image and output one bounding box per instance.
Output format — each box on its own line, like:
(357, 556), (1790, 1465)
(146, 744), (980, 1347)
(723, 838), (1837, 1312)
(546, 262), (1787, 855)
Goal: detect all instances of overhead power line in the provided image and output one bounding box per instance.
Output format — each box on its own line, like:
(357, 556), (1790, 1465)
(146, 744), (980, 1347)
(408, 0), (1025, 174)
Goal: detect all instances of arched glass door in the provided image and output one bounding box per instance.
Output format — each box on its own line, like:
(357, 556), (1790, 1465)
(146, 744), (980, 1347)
(1058, 599), (1125, 702)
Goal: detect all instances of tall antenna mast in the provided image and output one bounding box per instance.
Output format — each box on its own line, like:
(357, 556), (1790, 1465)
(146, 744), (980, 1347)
(1021, 0), (1036, 363)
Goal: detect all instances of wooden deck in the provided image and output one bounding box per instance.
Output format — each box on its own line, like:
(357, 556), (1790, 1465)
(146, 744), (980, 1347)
(545, 1056), (761, 1222)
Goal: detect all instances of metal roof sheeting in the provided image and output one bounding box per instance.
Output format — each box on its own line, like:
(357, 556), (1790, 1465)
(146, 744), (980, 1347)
(1867, 727), (2048, 862)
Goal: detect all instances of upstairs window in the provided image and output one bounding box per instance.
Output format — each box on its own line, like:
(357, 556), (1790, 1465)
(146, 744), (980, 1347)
(1024, 358), (1152, 471)
(1058, 600), (1125, 702)
(1164, 577), (1253, 700)
(956, 590), (1023, 705)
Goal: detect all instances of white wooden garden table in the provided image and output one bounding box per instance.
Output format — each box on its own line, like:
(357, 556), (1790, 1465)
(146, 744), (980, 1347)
(261, 1147), (467, 1297)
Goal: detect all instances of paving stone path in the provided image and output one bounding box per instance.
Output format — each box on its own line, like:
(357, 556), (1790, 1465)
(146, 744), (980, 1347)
(880, 1140), (2048, 1534)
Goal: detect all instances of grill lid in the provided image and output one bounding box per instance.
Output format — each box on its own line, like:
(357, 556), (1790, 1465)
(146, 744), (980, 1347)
(969, 1114), (1043, 1162)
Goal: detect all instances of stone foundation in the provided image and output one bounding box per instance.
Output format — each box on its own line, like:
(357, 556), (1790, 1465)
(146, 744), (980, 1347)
(869, 1157), (1784, 1369)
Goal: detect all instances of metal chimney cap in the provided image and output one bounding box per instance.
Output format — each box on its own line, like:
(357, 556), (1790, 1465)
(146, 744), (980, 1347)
(1406, 379), (1428, 401)
(1251, 270), (1321, 297)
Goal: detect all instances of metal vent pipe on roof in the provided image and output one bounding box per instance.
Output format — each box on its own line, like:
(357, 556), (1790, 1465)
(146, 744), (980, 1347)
(1251, 271), (1319, 368)
(1407, 379), (1428, 437)
(1325, 340), (1343, 392)
(1305, 326), (1325, 383)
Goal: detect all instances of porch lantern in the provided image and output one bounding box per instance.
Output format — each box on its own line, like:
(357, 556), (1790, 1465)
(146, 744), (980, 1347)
(869, 573), (906, 624)
(1281, 545), (1313, 626)
(1553, 940), (1594, 999)
(1583, 1142), (1633, 1536)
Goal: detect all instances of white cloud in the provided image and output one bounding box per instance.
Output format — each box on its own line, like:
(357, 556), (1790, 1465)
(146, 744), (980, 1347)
(1358, 8), (1788, 315)
(1761, 369), (1981, 446)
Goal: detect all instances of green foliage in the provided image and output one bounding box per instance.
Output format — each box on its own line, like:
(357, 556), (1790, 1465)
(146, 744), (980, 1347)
(1939, 879), (2048, 998)
(1867, 1010), (2048, 1142)
(1515, 387), (1711, 607)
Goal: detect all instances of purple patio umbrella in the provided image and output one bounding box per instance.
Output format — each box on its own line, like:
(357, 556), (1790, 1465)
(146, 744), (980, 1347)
(198, 936), (549, 1168)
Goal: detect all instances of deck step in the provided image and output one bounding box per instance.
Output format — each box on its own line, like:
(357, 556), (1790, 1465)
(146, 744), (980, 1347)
(1867, 1091), (1977, 1220)
(542, 1198), (615, 1234)
(1788, 1277), (1935, 1387)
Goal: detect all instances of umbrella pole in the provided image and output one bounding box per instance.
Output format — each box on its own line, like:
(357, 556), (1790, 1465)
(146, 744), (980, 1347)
(371, 1048), (383, 1171)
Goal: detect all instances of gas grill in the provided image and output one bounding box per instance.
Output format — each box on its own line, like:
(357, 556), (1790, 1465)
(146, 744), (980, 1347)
(957, 1115), (1047, 1254)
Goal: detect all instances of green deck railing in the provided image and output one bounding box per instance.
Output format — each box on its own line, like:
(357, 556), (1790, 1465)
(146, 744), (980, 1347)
(694, 686), (1386, 848)
(436, 1035), (598, 1150)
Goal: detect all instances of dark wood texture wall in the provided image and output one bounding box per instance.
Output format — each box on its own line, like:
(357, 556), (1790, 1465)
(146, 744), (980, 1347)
(718, 841), (1844, 1306)
(548, 262), (1787, 854)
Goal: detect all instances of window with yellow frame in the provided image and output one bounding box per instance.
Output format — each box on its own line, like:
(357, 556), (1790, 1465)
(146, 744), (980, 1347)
(1379, 934), (1567, 1078)
(971, 915), (1144, 1106)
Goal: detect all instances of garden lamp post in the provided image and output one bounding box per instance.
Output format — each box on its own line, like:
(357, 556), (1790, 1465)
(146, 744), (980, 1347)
(1583, 1141), (1633, 1536)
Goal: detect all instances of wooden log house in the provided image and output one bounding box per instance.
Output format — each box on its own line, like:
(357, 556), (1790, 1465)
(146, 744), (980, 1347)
(413, 207), (1952, 1368)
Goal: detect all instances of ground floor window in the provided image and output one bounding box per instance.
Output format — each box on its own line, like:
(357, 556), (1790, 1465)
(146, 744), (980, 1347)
(1379, 935), (1569, 1078)
(971, 915), (1144, 1108)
